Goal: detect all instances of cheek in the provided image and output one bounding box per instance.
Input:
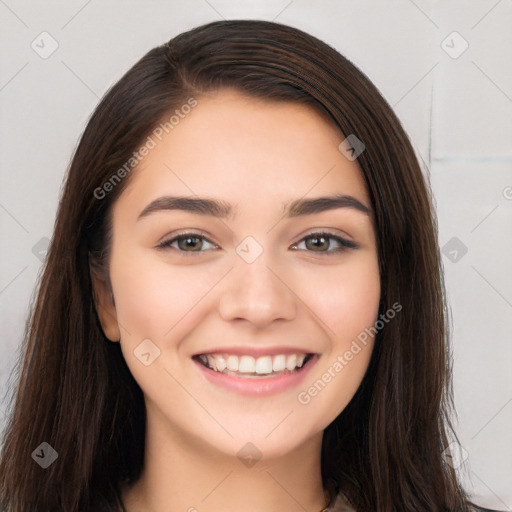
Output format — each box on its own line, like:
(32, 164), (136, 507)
(303, 256), (381, 340)
(294, 257), (380, 425)
(107, 252), (218, 405)
(109, 250), (216, 340)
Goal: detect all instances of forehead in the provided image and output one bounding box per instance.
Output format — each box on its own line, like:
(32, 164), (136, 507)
(116, 88), (370, 218)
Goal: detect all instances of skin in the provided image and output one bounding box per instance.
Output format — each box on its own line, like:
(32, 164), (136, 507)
(92, 88), (379, 512)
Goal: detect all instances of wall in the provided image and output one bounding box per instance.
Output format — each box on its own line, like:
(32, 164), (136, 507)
(0, 1), (510, 508)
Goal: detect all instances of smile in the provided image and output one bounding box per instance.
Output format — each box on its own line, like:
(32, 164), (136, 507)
(195, 352), (313, 378)
(193, 351), (318, 396)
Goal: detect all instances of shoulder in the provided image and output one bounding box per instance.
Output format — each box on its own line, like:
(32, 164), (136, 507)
(327, 494), (507, 512)
(468, 504), (508, 512)
(327, 490), (355, 511)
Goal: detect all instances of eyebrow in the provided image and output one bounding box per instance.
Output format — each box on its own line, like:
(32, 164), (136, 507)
(137, 193), (372, 221)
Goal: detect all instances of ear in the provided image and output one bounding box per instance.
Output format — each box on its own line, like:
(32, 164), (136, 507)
(89, 259), (121, 342)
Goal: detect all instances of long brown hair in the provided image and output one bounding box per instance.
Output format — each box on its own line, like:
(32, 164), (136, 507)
(0, 19), (475, 511)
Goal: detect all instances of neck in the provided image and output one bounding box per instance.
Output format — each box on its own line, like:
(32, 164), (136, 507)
(122, 405), (328, 512)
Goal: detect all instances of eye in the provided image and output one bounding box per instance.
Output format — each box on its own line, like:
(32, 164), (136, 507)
(157, 232), (219, 254)
(157, 231), (357, 256)
(290, 231), (358, 255)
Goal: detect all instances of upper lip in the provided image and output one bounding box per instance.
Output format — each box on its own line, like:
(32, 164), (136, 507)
(192, 346), (315, 358)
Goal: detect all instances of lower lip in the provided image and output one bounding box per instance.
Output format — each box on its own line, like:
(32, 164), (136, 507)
(193, 355), (319, 397)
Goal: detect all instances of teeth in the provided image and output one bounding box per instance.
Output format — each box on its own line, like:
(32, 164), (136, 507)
(197, 353), (311, 375)
(272, 354), (286, 372)
(239, 355), (255, 373)
(286, 354), (297, 370)
(255, 356), (273, 374)
(206, 355), (217, 371)
(227, 355), (238, 371)
(216, 355), (227, 372)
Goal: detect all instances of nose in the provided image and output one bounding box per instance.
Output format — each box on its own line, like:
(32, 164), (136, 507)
(218, 253), (297, 329)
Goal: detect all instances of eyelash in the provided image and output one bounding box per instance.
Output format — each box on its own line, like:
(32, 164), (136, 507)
(157, 231), (358, 256)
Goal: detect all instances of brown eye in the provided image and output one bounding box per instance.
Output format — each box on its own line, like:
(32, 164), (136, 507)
(177, 235), (204, 252)
(158, 233), (219, 254)
(305, 234), (330, 252)
(292, 232), (358, 255)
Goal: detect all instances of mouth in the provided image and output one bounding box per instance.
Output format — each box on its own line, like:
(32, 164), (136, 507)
(192, 352), (316, 379)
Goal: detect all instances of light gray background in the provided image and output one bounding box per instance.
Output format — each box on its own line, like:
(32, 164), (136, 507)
(1, 0), (511, 509)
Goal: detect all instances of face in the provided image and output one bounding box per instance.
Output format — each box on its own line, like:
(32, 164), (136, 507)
(93, 88), (380, 461)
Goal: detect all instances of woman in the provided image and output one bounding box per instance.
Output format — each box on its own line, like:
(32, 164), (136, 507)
(0, 19), (502, 512)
